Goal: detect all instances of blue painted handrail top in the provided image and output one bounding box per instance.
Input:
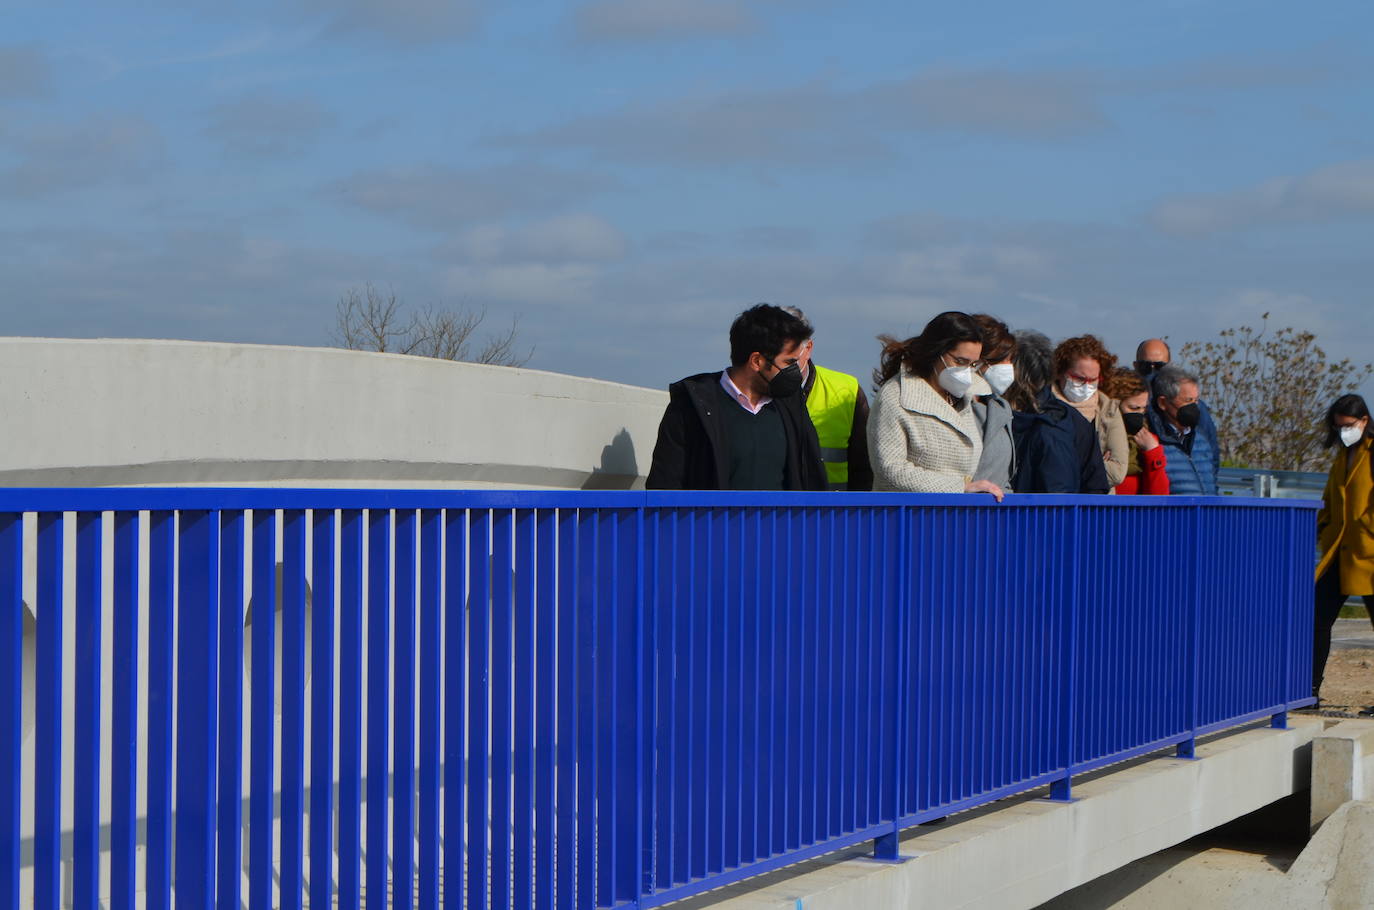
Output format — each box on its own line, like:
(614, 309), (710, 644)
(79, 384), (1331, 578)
(0, 487), (1323, 512)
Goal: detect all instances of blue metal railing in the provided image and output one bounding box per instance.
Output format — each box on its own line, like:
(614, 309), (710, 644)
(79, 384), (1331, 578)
(0, 489), (1317, 909)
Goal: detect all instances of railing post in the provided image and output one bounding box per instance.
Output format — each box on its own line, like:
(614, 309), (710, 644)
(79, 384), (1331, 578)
(1050, 504), (1081, 802)
(635, 505), (648, 904)
(1272, 508), (1295, 730)
(873, 504), (910, 860)
(1177, 506), (1202, 759)
(0, 514), (21, 910)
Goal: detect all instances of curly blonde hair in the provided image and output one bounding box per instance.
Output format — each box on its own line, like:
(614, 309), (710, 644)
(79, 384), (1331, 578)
(1053, 334), (1118, 381)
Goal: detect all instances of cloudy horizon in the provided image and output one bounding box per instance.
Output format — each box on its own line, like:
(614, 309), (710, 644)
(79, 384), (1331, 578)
(3, 2), (1372, 397)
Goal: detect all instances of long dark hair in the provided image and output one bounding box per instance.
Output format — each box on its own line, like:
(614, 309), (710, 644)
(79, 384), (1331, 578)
(874, 311), (982, 386)
(1325, 394), (1372, 448)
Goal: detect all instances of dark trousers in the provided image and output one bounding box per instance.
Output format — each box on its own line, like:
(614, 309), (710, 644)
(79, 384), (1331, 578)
(1314, 566), (1374, 697)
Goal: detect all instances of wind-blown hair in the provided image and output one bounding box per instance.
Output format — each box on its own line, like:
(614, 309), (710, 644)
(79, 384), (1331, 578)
(874, 311), (983, 386)
(728, 304), (813, 368)
(1005, 330), (1053, 412)
(971, 314), (1016, 365)
(1325, 394), (1372, 448)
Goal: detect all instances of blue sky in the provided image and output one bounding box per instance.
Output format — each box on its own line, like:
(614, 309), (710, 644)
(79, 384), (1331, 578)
(3, 1), (1372, 395)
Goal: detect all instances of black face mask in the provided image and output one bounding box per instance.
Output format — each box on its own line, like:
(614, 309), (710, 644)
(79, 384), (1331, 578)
(1122, 412), (1147, 435)
(1175, 402), (1201, 428)
(767, 362), (803, 399)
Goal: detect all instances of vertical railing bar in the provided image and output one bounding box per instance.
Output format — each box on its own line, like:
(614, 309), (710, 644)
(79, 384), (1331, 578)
(73, 512), (104, 909)
(635, 505), (649, 905)
(1273, 507), (1293, 728)
(417, 509), (442, 910)
(443, 508), (469, 910)
(176, 509), (221, 910)
(338, 510), (365, 910)
(393, 509), (419, 910)
(874, 505), (907, 859)
(1179, 507), (1202, 758)
(534, 509), (557, 910)
(366, 509), (393, 909)
(310, 510), (337, 910)
(1051, 505), (1080, 800)
(280, 510), (309, 910)
(146, 511), (175, 910)
(217, 511), (245, 910)
(575, 510), (597, 907)
(249, 509), (278, 910)
(490, 508), (514, 910)
(109, 511), (141, 910)
(467, 509), (492, 910)
(555, 509), (577, 909)
(512, 509), (537, 910)
(0, 514), (18, 910)
(33, 512), (64, 910)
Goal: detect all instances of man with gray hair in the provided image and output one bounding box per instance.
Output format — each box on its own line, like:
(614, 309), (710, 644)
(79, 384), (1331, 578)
(1146, 364), (1220, 495)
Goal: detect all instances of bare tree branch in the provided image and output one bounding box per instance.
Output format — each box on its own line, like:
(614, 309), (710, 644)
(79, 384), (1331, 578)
(333, 284), (534, 368)
(1179, 313), (1373, 471)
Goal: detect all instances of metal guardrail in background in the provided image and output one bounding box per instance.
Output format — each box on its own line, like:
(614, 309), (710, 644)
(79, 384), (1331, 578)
(0, 489), (1318, 910)
(1218, 466), (1327, 499)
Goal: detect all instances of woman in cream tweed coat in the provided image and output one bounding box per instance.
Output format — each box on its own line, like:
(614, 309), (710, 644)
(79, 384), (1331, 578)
(868, 312), (1005, 499)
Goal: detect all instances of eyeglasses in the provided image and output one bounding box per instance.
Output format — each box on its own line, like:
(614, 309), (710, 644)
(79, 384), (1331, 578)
(944, 352), (984, 370)
(1135, 361), (1167, 374)
(1066, 369), (1100, 384)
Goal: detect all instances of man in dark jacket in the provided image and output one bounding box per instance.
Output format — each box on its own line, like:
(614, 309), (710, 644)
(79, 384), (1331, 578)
(647, 304), (828, 491)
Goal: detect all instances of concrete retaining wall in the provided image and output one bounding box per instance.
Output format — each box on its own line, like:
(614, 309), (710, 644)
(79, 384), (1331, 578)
(0, 338), (668, 489)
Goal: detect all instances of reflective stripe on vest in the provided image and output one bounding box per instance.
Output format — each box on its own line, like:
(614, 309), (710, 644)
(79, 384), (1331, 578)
(805, 364), (860, 488)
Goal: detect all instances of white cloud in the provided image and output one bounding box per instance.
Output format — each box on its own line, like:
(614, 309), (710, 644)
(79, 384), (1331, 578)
(574, 0), (758, 42)
(496, 68), (1110, 168)
(444, 214), (627, 264)
(0, 45), (52, 98)
(0, 114), (164, 199)
(1150, 159), (1374, 233)
(441, 262), (603, 305)
(205, 93), (334, 158)
(330, 165), (617, 228)
(302, 0), (484, 44)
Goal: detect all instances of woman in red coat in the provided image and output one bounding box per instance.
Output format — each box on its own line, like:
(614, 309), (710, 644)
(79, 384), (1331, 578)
(1103, 369), (1170, 495)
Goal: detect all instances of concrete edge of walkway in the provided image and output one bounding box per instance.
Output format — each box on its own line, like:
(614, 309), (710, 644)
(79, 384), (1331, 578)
(676, 717), (1325, 910)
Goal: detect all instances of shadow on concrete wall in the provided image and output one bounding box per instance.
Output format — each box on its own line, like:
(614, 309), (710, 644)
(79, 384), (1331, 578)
(583, 427), (640, 490)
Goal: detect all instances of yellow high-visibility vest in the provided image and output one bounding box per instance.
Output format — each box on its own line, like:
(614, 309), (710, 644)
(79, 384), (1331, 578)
(805, 364), (859, 490)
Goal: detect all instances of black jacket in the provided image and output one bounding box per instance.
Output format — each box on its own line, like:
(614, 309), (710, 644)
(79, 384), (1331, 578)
(646, 371), (828, 491)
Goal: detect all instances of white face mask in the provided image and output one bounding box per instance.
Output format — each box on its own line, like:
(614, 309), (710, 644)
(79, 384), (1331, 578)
(1340, 423), (1366, 447)
(983, 363), (1015, 395)
(938, 364), (975, 399)
(1061, 376), (1098, 403)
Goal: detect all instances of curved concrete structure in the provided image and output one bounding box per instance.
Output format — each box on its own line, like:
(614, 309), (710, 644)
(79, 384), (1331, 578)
(0, 338), (667, 488)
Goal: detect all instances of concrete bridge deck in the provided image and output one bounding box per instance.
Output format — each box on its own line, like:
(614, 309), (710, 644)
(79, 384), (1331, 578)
(680, 717), (1325, 910)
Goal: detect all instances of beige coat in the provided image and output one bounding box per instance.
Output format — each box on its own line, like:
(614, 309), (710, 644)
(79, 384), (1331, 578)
(1055, 388), (1130, 488)
(869, 369), (982, 493)
(1317, 437), (1374, 595)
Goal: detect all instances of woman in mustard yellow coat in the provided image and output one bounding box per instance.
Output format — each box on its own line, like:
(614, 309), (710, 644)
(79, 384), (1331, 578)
(1314, 394), (1374, 703)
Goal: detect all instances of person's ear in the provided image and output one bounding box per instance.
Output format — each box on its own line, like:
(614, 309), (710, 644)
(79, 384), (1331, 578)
(749, 351), (769, 373)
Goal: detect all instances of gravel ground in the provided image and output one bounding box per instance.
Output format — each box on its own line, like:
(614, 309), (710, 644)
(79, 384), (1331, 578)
(1318, 617), (1374, 715)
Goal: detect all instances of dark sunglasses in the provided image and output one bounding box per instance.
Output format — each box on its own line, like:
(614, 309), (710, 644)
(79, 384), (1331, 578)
(1135, 360), (1167, 374)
